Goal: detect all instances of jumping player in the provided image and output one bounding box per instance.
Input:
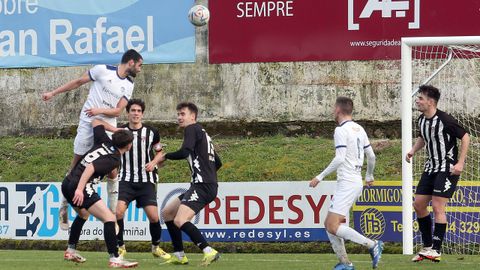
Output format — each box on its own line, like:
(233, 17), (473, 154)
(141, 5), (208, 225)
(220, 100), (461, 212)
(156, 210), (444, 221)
(42, 49), (143, 229)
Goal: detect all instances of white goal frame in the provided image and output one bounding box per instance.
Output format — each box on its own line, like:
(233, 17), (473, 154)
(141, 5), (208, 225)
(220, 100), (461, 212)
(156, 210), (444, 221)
(401, 36), (480, 255)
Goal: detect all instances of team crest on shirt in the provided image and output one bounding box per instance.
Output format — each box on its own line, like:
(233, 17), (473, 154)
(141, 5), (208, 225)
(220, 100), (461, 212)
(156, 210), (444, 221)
(141, 136), (146, 142)
(120, 87), (125, 94)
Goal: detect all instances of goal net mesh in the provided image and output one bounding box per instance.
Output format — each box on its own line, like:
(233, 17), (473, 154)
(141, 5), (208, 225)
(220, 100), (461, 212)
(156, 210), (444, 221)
(411, 45), (480, 255)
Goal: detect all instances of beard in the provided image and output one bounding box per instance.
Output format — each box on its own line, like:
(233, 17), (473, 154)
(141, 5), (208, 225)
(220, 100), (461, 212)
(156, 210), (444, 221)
(127, 67), (137, 77)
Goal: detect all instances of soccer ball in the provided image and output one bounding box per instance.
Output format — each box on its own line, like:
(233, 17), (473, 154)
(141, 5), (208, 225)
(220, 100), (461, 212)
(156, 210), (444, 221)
(188, 5), (210, 26)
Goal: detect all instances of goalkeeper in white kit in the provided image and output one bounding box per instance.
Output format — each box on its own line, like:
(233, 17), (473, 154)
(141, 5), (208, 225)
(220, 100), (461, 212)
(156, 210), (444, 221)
(310, 97), (383, 270)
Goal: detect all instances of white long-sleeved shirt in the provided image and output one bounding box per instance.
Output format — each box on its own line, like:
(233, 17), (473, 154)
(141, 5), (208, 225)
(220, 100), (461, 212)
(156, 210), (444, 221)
(316, 120), (375, 183)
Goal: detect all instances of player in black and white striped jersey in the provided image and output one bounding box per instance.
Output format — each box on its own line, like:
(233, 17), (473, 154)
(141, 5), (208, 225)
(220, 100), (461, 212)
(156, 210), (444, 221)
(102, 99), (171, 261)
(406, 85), (470, 262)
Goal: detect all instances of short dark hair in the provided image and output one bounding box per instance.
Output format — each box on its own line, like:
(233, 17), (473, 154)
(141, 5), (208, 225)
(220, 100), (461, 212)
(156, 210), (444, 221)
(121, 49), (143, 64)
(418, 85), (440, 103)
(176, 102), (198, 120)
(126, 99), (145, 112)
(112, 130), (134, 149)
(335, 96), (353, 115)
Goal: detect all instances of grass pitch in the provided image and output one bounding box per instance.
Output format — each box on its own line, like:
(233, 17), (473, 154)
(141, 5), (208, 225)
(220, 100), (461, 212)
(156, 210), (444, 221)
(0, 250), (477, 270)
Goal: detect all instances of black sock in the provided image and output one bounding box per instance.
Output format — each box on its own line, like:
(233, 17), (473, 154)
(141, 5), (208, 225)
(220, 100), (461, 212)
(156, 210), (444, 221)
(417, 214), (433, 247)
(165, 221), (184, 252)
(150, 222), (162, 246)
(68, 216), (87, 249)
(104, 221), (119, 257)
(180, 222), (208, 250)
(117, 218), (124, 247)
(432, 223), (447, 252)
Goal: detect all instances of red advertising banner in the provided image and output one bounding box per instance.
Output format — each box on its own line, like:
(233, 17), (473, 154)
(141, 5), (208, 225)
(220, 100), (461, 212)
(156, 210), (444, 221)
(209, 0), (480, 63)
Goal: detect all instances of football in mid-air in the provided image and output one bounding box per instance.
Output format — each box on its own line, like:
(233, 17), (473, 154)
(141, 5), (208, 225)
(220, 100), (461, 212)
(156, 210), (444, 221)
(188, 5), (210, 27)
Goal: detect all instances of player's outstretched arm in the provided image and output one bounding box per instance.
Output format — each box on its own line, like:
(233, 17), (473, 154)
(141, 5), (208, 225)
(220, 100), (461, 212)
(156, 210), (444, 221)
(85, 97), (128, 118)
(365, 146), (376, 187)
(91, 118), (119, 133)
(309, 147), (347, 188)
(406, 136), (425, 163)
(452, 133), (470, 175)
(41, 72), (91, 101)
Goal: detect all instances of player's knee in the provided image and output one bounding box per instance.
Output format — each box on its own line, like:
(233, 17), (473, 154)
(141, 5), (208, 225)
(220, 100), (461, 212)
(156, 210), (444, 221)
(161, 208), (174, 221)
(173, 217), (186, 228)
(78, 212), (90, 220)
(324, 220), (338, 235)
(431, 202), (446, 216)
(413, 200), (427, 213)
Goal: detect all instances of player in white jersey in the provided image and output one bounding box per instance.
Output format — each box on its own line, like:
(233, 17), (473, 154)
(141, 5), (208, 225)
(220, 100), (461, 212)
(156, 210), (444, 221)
(41, 49), (143, 230)
(309, 97), (383, 270)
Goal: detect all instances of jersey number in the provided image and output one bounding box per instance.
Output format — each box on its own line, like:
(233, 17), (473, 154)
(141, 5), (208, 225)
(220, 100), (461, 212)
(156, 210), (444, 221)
(206, 133), (215, 160)
(84, 148), (109, 163)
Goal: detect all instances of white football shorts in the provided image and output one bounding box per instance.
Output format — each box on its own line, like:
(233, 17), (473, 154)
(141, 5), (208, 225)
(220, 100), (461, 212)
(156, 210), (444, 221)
(73, 119), (113, 155)
(329, 180), (363, 217)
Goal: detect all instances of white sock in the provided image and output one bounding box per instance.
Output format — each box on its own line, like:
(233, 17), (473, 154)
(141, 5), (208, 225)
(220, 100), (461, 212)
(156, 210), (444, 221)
(106, 178), (118, 213)
(202, 246), (212, 253)
(336, 224), (375, 249)
(151, 245), (158, 251)
(327, 231), (349, 264)
(174, 251), (185, 259)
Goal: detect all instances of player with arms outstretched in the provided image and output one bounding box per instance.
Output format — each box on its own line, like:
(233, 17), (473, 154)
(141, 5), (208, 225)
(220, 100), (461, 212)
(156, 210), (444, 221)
(406, 85), (470, 262)
(42, 49), (143, 229)
(310, 97), (383, 270)
(159, 102), (222, 266)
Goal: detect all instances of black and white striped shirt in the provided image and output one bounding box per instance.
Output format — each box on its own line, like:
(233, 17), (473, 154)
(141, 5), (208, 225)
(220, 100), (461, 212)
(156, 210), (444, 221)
(119, 125), (160, 184)
(417, 110), (467, 174)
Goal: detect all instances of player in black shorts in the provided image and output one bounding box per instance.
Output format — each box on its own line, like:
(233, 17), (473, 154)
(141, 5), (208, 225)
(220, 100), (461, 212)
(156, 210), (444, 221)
(61, 119), (138, 268)
(159, 102), (222, 266)
(110, 99), (170, 261)
(406, 85), (470, 262)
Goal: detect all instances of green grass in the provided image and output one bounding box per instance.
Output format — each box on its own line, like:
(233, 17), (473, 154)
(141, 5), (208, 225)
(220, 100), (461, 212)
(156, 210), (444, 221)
(0, 136), (402, 182)
(0, 250), (477, 270)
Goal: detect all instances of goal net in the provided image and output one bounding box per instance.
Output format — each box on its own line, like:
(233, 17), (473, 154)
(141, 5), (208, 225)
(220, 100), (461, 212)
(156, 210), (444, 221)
(401, 36), (480, 255)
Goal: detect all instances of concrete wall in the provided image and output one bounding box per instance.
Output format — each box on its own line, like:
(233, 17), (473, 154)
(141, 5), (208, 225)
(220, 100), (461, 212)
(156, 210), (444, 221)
(0, 2), (403, 137)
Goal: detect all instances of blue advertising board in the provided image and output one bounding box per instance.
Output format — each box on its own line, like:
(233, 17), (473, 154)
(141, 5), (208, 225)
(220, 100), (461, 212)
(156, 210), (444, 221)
(0, 0), (195, 68)
(353, 181), (480, 243)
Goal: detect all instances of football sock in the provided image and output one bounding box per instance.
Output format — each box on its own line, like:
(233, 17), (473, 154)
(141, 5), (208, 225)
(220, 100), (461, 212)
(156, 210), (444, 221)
(165, 221), (184, 252)
(336, 224), (376, 249)
(417, 214), (433, 247)
(68, 216), (87, 248)
(104, 221), (119, 258)
(106, 178), (118, 213)
(432, 223), (447, 252)
(116, 218), (124, 247)
(180, 222), (209, 250)
(327, 231), (349, 264)
(150, 221), (162, 246)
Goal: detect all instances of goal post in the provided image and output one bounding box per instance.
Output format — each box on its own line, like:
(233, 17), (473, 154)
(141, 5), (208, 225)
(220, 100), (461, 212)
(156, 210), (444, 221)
(401, 36), (480, 255)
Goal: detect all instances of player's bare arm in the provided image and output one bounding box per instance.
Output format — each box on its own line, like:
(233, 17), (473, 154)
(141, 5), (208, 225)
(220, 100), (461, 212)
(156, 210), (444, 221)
(42, 72), (91, 101)
(85, 97), (128, 117)
(406, 136), (425, 163)
(451, 133), (470, 175)
(73, 163), (95, 206)
(91, 119), (120, 133)
(145, 144), (164, 172)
